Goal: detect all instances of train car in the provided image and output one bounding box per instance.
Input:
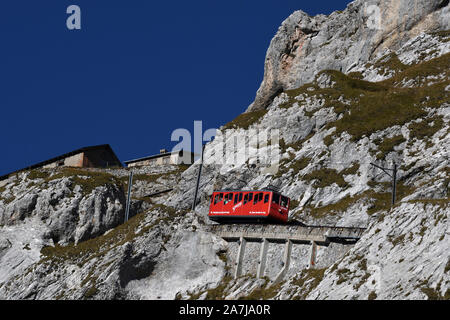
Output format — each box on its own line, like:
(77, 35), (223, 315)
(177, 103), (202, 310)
(208, 189), (290, 223)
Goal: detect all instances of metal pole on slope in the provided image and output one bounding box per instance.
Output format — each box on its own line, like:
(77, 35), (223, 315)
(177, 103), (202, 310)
(125, 170), (134, 222)
(370, 161), (398, 207)
(392, 163), (397, 206)
(192, 144), (205, 211)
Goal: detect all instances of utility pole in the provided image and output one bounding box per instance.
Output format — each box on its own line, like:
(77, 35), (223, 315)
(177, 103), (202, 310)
(370, 162), (398, 207)
(125, 170), (134, 222)
(192, 144), (205, 211)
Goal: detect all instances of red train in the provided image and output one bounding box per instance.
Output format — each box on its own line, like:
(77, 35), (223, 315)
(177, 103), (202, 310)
(208, 189), (290, 223)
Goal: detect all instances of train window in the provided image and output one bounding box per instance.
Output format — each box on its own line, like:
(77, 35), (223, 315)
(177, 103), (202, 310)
(239, 193), (243, 202)
(281, 196), (288, 207)
(248, 193), (253, 202)
(211, 195), (214, 204)
(243, 193), (249, 204)
(264, 194), (269, 203)
(254, 192), (263, 204)
(272, 193), (280, 205)
(224, 193), (232, 204)
(215, 193), (223, 204)
(234, 192), (239, 204)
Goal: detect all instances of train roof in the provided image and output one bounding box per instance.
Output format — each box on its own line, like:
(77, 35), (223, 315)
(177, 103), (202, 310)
(213, 189), (283, 194)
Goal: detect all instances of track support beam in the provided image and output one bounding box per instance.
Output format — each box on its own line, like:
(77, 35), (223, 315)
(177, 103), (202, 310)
(273, 239), (292, 284)
(309, 241), (318, 268)
(257, 238), (269, 278)
(234, 236), (247, 279)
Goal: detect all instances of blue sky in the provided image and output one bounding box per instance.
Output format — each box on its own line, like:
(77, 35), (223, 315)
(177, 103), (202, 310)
(0, 0), (353, 175)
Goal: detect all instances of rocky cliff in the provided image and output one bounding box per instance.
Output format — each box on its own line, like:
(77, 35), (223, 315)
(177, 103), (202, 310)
(0, 0), (448, 300)
(248, 0), (450, 111)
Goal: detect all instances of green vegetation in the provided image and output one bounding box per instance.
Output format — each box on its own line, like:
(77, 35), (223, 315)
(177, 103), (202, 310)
(419, 279), (449, 300)
(222, 109), (268, 130)
(188, 275), (234, 300)
(341, 162), (360, 176)
(408, 116), (444, 148)
(28, 167), (125, 196)
(302, 194), (363, 219)
(38, 202), (184, 298)
(389, 234), (406, 247)
(364, 181), (415, 215)
(368, 291), (377, 300)
(375, 135), (406, 160)
(431, 30), (450, 42)
(40, 203), (181, 266)
(277, 53), (449, 146)
(239, 280), (283, 300)
(347, 71), (363, 79)
(336, 268), (352, 285)
(289, 199), (300, 211)
(275, 156), (311, 179)
(298, 179), (416, 219)
(290, 268), (326, 300)
(84, 285), (99, 299)
(303, 168), (347, 189)
(367, 52), (408, 76)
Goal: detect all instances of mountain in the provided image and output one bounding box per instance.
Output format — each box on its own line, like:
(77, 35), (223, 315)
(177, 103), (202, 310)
(0, 0), (448, 300)
(248, 0), (450, 111)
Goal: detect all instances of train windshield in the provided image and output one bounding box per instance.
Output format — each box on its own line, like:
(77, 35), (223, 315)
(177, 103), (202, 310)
(272, 193), (280, 205)
(281, 196), (289, 208)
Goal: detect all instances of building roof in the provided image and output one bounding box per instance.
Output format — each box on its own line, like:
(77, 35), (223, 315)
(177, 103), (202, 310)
(123, 149), (195, 165)
(0, 144), (122, 181)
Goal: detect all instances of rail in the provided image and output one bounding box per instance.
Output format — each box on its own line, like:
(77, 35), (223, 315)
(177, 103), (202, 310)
(207, 223), (366, 243)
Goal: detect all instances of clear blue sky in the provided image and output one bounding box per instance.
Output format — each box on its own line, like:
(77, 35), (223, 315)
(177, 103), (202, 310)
(0, 0), (352, 175)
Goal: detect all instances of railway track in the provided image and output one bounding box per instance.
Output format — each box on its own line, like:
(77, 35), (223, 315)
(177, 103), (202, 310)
(206, 223), (367, 243)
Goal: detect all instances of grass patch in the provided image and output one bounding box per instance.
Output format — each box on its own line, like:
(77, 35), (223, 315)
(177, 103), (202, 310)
(336, 268), (352, 285)
(431, 30), (450, 42)
(407, 198), (449, 208)
(28, 167), (125, 196)
(40, 203), (181, 266)
(347, 71), (363, 79)
(239, 280), (283, 300)
(274, 156), (311, 179)
(291, 268), (326, 300)
(303, 193), (364, 219)
(277, 53), (449, 144)
(375, 135), (406, 160)
(222, 109), (268, 130)
(189, 276), (234, 300)
(341, 162), (360, 176)
(303, 168), (347, 189)
(368, 52), (408, 76)
(408, 116), (445, 148)
(84, 285), (98, 299)
(389, 234), (406, 247)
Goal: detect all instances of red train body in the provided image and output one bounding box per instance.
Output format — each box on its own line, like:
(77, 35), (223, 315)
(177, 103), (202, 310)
(208, 190), (290, 223)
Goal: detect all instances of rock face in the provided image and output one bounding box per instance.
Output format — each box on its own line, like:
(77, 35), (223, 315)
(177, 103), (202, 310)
(0, 0), (449, 300)
(247, 0), (450, 111)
